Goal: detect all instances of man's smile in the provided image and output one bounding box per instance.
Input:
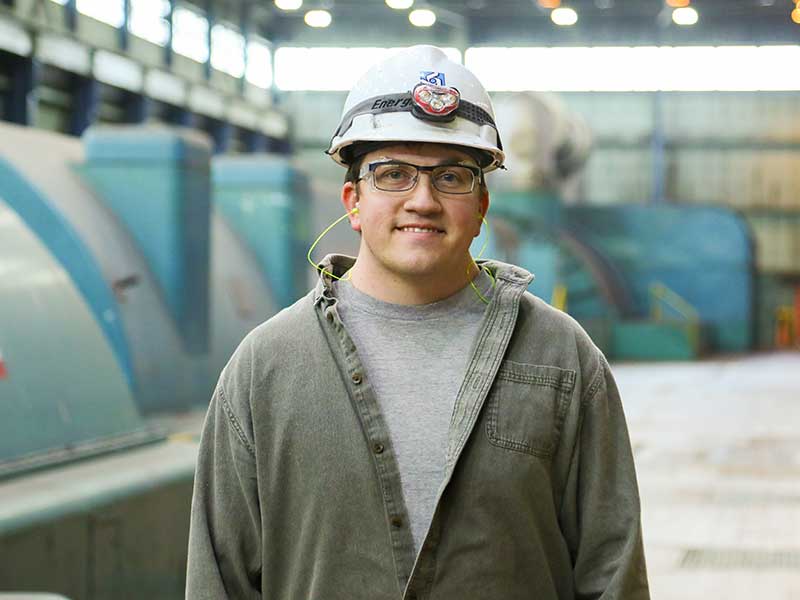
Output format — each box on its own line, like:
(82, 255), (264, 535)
(396, 225), (445, 234)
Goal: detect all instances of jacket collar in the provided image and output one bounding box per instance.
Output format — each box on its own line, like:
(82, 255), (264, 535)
(313, 253), (534, 307)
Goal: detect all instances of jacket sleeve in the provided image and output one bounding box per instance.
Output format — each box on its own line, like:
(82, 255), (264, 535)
(186, 381), (262, 599)
(562, 357), (650, 600)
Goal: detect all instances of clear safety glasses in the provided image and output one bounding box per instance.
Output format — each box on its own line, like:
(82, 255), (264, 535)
(357, 159), (482, 195)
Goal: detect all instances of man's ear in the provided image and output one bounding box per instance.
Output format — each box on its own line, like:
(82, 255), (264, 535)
(475, 188), (490, 237)
(341, 181), (362, 232)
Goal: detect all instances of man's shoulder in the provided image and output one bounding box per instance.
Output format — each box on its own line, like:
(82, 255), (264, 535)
(517, 290), (590, 341)
(220, 290), (319, 382)
(241, 289), (318, 350)
(510, 289), (607, 386)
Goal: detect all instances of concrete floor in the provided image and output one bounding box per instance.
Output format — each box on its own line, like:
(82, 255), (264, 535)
(613, 352), (800, 600)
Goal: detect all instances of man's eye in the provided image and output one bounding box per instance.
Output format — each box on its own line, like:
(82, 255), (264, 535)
(386, 169), (407, 179)
(436, 170), (465, 184)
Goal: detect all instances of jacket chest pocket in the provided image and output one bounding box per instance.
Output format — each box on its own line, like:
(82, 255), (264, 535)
(485, 361), (576, 459)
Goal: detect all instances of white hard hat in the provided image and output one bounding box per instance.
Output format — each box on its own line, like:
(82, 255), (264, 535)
(327, 45), (505, 172)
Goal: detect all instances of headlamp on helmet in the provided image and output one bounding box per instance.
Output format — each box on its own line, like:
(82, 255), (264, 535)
(412, 83), (460, 121)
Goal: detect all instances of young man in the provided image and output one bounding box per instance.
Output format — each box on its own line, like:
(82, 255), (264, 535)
(186, 45), (650, 599)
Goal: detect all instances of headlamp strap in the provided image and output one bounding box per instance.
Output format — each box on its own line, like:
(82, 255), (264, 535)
(328, 92), (503, 153)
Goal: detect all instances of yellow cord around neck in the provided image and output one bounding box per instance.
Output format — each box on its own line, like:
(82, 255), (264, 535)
(469, 214), (495, 305)
(306, 208), (357, 281)
(307, 209), (494, 304)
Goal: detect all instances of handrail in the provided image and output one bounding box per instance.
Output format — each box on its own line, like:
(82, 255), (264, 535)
(649, 282), (700, 323)
(551, 283), (568, 312)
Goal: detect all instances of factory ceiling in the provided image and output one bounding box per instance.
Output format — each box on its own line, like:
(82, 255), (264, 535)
(209, 0), (800, 47)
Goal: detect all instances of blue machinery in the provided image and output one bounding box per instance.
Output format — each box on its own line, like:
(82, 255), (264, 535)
(0, 121), (754, 598)
(479, 190), (754, 360)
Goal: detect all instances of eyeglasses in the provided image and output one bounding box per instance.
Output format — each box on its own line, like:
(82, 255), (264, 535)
(357, 159), (482, 195)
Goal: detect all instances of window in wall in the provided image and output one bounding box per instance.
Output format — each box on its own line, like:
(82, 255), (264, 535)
(129, 0), (171, 47)
(465, 46), (800, 92)
(76, 0), (126, 28)
(211, 23), (245, 77)
(172, 4), (209, 63)
(274, 47), (461, 91)
(246, 38), (272, 89)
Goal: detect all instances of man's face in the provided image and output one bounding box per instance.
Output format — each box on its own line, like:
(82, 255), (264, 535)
(341, 143), (489, 292)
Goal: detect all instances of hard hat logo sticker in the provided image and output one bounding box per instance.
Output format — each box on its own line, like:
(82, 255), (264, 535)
(420, 71), (446, 86)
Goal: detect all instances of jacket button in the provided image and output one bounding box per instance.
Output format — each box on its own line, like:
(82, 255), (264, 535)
(390, 516), (403, 528)
(351, 372), (363, 384)
(373, 442), (384, 454)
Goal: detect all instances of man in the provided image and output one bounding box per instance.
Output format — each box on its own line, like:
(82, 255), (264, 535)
(186, 45), (649, 599)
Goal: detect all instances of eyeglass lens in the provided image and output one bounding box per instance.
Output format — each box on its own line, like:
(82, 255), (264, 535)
(372, 163), (476, 194)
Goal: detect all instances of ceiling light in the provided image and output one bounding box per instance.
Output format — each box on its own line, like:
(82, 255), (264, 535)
(409, 8), (436, 27)
(304, 9), (331, 27)
(551, 7), (578, 26)
(274, 0), (302, 10)
(672, 6), (698, 25)
(386, 0), (414, 9)
(793, 8), (800, 24)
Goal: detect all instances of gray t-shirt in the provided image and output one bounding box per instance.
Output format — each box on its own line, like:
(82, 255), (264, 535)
(333, 269), (494, 555)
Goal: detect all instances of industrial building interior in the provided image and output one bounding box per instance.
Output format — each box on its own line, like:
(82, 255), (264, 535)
(0, 0), (798, 598)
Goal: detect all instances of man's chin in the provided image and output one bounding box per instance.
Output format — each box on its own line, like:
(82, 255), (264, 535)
(390, 259), (467, 282)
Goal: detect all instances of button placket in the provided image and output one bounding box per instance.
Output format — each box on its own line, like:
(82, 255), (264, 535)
(319, 300), (417, 587)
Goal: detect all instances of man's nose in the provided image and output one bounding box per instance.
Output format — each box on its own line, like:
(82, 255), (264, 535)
(403, 172), (441, 212)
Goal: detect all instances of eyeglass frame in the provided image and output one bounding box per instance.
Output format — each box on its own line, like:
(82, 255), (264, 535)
(356, 158), (484, 195)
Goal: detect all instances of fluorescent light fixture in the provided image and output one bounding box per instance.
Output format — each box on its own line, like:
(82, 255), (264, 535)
(275, 0), (302, 10)
(409, 8), (436, 27)
(551, 7), (578, 26)
(386, 0), (414, 8)
(260, 111), (289, 138)
(465, 46), (800, 91)
(36, 34), (91, 74)
(188, 86), (225, 118)
(228, 100), (258, 129)
(94, 50), (144, 91)
(145, 70), (186, 105)
(0, 16), (33, 56)
(672, 7), (699, 25)
(304, 9), (332, 28)
(274, 46), (461, 91)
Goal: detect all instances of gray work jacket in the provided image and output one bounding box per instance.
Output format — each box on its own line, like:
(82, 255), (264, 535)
(186, 254), (650, 600)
